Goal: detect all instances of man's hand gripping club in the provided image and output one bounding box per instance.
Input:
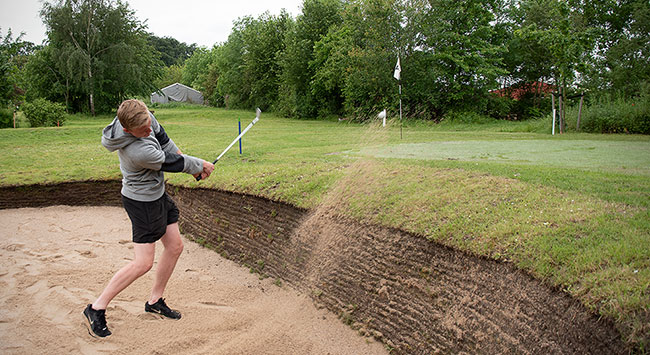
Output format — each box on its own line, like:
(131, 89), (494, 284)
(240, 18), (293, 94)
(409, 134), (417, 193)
(193, 160), (215, 180)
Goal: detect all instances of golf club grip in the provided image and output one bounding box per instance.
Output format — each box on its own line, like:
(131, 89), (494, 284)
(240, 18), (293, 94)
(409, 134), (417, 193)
(195, 158), (219, 181)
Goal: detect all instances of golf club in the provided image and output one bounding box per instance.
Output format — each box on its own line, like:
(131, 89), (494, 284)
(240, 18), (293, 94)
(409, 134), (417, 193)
(196, 108), (261, 181)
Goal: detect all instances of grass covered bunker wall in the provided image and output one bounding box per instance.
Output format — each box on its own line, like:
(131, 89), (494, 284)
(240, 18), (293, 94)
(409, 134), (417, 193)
(0, 181), (627, 354)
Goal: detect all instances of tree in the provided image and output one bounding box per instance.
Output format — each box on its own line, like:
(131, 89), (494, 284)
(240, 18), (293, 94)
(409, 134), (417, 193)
(148, 35), (196, 67)
(213, 12), (291, 110)
(241, 12), (291, 111)
(278, 0), (343, 118)
(0, 28), (37, 107)
(512, 0), (594, 131)
(181, 47), (212, 90)
(180, 46), (223, 106)
(215, 25), (247, 108)
(40, 0), (163, 114)
(580, 0), (650, 97)
(412, 0), (506, 118)
(153, 64), (183, 90)
(308, 0), (406, 120)
(24, 45), (69, 106)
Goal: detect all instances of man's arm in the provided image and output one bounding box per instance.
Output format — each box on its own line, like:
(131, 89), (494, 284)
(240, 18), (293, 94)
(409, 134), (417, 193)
(160, 151), (214, 179)
(150, 113), (180, 154)
(147, 114), (214, 179)
(132, 143), (207, 176)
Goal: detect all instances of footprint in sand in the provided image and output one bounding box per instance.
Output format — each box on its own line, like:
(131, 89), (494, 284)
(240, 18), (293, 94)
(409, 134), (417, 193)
(40, 254), (64, 262)
(77, 250), (97, 258)
(194, 301), (235, 312)
(137, 312), (163, 321)
(2, 243), (25, 252)
(76, 337), (119, 354)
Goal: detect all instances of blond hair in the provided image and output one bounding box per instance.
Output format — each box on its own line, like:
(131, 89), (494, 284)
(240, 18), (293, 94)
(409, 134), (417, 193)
(117, 99), (150, 130)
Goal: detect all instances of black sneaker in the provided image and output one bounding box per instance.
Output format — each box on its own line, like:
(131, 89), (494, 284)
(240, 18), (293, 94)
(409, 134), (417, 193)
(145, 298), (181, 319)
(83, 304), (112, 337)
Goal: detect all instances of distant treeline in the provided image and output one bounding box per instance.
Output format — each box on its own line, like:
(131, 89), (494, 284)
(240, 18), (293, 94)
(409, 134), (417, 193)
(1, 0), (649, 123)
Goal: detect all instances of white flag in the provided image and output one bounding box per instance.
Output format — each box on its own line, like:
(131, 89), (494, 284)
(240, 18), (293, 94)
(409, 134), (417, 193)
(378, 109), (387, 126)
(393, 57), (401, 80)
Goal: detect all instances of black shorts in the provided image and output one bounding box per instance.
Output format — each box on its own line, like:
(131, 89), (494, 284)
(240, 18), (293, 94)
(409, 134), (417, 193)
(121, 193), (179, 244)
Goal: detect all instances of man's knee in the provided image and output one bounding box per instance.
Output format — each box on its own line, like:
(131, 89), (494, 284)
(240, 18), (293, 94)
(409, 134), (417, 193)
(133, 258), (154, 275)
(167, 239), (183, 257)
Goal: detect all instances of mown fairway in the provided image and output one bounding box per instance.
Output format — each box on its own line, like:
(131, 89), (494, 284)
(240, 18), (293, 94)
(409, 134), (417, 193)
(1, 106), (648, 348)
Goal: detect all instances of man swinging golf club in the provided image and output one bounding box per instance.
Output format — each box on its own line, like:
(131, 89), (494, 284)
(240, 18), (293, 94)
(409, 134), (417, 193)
(84, 99), (214, 337)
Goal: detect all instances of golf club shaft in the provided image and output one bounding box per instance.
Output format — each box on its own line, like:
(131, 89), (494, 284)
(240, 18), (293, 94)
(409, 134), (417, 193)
(196, 115), (260, 181)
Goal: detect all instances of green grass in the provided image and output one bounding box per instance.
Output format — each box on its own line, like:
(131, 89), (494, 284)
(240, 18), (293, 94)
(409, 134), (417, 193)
(360, 139), (650, 175)
(0, 106), (648, 349)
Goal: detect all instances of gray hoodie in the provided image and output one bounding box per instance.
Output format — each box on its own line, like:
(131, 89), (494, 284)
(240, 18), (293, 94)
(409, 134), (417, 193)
(101, 112), (203, 201)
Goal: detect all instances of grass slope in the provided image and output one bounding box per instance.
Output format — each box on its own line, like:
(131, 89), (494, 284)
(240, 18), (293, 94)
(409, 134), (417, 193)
(1, 106), (648, 349)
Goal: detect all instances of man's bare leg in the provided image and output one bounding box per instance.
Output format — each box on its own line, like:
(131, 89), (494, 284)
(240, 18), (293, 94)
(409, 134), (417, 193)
(92, 243), (155, 310)
(148, 222), (183, 304)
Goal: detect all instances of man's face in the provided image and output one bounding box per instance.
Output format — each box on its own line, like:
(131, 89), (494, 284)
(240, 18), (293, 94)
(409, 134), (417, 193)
(124, 116), (152, 138)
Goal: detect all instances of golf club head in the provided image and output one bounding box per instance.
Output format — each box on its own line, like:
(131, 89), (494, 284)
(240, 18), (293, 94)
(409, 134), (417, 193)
(252, 108), (261, 124)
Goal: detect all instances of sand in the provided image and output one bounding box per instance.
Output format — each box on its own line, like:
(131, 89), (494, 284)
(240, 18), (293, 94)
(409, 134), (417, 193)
(0, 206), (386, 355)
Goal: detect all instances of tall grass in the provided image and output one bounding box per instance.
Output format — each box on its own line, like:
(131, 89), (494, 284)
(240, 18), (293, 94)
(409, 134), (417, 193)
(549, 95), (650, 134)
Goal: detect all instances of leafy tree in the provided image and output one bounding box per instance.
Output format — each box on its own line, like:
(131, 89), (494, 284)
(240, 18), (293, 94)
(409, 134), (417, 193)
(180, 46), (223, 106)
(148, 34), (196, 66)
(580, 0), (650, 97)
(24, 45), (69, 105)
(413, 0), (506, 119)
(0, 28), (37, 107)
(310, 25), (353, 117)
(213, 12), (291, 110)
(40, 0), (163, 114)
(512, 0), (594, 131)
(215, 25), (247, 108)
(0, 42), (13, 105)
(241, 12), (291, 111)
(309, 0), (406, 120)
(181, 47), (212, 90)
(153, 64), (183, 89)
(278, 0), (343, 118)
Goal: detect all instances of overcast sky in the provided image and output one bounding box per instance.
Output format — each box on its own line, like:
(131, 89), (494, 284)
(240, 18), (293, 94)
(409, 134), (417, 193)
(0, 0), (303, 47)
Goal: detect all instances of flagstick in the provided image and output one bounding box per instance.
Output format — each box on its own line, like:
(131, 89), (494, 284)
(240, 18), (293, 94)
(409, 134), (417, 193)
(399, 83), (402, 139)
(394, 55), (402, 139)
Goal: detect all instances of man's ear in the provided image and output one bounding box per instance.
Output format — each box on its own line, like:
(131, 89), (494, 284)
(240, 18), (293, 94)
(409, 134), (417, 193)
(123, 127), (131, 134)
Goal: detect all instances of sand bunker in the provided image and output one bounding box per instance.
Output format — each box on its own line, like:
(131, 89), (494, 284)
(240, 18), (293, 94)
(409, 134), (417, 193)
(0, 206), (386, 354)
(0, 182), (627, 354)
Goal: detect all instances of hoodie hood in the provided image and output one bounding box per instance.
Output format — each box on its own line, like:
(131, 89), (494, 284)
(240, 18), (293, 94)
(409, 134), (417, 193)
(102, 117), (136, 152)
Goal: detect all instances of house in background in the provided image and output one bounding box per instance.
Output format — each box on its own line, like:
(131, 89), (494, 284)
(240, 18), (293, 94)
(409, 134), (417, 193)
(490, 81), (556, 101)
(151, 83), (204, 105)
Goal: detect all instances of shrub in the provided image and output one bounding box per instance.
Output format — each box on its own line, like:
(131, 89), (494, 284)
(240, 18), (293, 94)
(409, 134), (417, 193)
(21, 99), (67, 127)
(0, 107), (13, 128)
(485, 95), (513, 119)
(578, 96), (650, 134)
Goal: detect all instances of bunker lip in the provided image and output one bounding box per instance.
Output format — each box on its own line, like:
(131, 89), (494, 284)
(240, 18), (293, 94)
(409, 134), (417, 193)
(0, 181), (628, 354)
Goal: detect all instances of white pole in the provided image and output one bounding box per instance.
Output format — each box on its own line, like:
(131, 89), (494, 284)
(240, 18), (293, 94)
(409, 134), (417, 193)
(399, 83), (402, 139)
(551, 93), (556, 136)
